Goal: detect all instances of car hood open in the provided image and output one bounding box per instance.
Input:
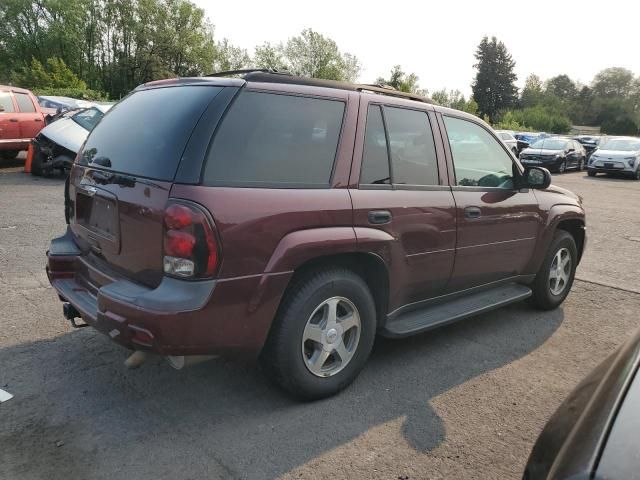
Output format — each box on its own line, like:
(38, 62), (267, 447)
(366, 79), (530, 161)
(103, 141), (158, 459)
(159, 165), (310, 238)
(38, 117), (88, 153)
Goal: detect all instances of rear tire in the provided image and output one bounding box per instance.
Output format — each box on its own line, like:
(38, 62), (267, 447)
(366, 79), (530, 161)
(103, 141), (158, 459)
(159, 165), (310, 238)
(530, 231), (578, 310)
(261, 268), (376, 400)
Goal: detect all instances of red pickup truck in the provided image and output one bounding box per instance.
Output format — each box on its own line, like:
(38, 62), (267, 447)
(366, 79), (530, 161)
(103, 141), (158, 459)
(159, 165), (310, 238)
(0, 86), (46, 160)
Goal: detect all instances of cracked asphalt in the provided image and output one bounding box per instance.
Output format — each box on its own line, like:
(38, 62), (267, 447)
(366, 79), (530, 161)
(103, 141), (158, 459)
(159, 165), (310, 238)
(1, 167), (639, 480)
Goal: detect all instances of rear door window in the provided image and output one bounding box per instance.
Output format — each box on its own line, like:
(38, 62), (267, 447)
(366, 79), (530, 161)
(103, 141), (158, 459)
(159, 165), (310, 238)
(0, 92), (15, 113)
(15, 93), (36, 112)
(79, 86), (223, 180)
(360, 105), (390, 185)
(384, 107), (439, 186)
(203, 91), (345, 187)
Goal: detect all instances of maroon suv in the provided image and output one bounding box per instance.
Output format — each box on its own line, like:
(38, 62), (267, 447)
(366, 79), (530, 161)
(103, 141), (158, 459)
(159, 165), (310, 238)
(47, 71), (586, 399)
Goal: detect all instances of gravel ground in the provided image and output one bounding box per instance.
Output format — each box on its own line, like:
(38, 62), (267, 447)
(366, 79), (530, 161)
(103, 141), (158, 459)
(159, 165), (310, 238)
(0, 169), (639, 480)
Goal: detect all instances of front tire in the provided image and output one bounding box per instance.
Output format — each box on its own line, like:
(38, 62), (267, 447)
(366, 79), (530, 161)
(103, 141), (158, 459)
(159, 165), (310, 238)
(261, 268), (376, 400)
(557, 160), (567, 174)
(634, 169), (640, 181)
(588, 170), (596, 177)
(530, 231), (578, 310)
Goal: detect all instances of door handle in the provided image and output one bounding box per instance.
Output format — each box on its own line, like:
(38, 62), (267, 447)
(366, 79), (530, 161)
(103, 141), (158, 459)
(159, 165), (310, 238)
(464, 206), (482, 219)
(9, 118), (18, 123)
(34, 118), (42, 122)
(368, 210), (392, 225)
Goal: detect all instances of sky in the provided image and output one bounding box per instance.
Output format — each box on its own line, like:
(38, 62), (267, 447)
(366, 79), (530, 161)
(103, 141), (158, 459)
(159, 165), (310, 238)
(193, 0), (639, 98)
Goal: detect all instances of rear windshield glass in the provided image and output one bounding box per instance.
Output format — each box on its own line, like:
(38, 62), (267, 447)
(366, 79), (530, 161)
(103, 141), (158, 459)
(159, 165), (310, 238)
(203, 91), (345, 187)
(79, 86), (222, 180)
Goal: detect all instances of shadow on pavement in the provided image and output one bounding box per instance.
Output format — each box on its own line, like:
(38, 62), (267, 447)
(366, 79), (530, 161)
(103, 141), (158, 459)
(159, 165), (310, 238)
(0, 302), (564, 480)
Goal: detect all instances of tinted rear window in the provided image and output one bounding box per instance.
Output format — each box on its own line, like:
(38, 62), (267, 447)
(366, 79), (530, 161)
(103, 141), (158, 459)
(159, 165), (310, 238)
(79, 86), (222, 180)
(203, 91), (345, 187)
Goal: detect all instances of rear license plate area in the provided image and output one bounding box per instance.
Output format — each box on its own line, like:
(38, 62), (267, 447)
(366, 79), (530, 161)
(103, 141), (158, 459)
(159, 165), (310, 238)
(76, 192), (117, 241)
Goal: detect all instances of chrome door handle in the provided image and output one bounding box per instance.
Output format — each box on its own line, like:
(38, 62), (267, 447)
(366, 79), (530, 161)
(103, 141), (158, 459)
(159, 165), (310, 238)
(464, 206), (482, 219)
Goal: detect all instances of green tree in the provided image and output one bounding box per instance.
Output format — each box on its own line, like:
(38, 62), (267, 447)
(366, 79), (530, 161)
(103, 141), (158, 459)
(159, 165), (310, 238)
(282, 28), (360, 82)
(213, 39), (251, 72)
(253, 42), (288, 71)
(12, 57), (87, 89)
(471, 36), (518, 121)
(592, 67), (635, 98)
(494, 110), (527, 130)
(521, 74), (544, 107)
(376, 65), (426, 95)
(545, 74), (578, 100)
(431, 88), (478, 114)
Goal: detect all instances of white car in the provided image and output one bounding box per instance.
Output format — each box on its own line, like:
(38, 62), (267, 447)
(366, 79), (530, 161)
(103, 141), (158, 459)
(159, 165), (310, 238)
(32, 104), (112, 176)
(495, 130), (519, 155)
(588, 137), (640, 180)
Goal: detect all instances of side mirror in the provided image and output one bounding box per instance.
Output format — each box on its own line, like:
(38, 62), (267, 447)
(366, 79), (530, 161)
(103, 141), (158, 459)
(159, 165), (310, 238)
(0, 105), (4, 112)
(523, 167), (551, 189)
(567, 148), (575, 153)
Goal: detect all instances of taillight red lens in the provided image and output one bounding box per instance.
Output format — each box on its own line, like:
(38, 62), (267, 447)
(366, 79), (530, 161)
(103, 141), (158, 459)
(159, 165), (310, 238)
(164, 230), (196, 257)
(164, 204), (194, 230)
(162, 201), (220, 278)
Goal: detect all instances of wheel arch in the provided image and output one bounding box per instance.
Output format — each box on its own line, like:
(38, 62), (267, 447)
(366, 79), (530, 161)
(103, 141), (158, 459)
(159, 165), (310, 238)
(556, 218), (586, 263)
(277, 252), (390, 331)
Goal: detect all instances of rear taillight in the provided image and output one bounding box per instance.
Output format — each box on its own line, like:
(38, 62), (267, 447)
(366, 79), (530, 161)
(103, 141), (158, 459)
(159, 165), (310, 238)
(163, 201), (220, 278)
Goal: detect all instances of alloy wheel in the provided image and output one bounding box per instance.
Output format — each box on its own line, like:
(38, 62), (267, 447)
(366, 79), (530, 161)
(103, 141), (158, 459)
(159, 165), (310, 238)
(301, 296), (361, 378)
(549, 247), (571, 296)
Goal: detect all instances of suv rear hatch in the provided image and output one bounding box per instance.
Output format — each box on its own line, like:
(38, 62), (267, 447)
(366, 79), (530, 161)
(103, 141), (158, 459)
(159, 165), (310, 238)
(68, 83), (237, 289)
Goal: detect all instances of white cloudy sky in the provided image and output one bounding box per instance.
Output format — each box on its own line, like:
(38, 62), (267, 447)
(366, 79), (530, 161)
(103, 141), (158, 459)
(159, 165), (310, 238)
(194, 0), (638, 97)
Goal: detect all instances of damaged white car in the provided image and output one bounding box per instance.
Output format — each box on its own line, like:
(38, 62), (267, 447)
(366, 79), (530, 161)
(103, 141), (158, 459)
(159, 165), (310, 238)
(31, 104), (112, 176)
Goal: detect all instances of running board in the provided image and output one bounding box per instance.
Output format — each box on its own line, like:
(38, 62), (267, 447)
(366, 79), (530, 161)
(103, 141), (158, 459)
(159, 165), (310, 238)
(381, 283), (532, 338)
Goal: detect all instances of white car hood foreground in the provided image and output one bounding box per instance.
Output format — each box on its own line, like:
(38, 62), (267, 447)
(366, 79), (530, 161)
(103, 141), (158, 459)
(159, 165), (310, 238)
(39, 117), (88, 153)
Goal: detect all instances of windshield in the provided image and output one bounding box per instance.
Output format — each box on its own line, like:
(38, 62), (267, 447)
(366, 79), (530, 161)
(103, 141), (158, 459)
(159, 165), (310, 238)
(600, 139), (640, 151)
(72, 108), (104, 131)
(530, 138), (568, 150)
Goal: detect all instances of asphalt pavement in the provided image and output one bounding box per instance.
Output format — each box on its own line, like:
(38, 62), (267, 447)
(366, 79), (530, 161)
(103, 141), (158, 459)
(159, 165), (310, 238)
(0, 169), (638, 480)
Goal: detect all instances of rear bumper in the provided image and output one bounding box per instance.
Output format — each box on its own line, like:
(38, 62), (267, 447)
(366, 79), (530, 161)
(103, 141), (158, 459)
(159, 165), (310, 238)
(47, 228), (291, 357)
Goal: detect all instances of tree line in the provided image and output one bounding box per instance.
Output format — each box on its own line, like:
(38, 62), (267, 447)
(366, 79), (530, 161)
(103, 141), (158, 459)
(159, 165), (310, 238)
(1, 1), (638, 134)
(470, 36), (640, 135)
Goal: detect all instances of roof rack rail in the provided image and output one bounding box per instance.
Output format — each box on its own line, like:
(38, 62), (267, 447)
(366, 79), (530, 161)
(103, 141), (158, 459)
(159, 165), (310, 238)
(207, 70), (434, 104)
(206, 68), (289, 77)
(356, 84), (432, 104)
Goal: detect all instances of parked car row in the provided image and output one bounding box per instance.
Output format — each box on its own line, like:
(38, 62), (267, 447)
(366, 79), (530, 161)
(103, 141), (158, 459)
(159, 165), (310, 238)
(519, 137), (587, 173)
